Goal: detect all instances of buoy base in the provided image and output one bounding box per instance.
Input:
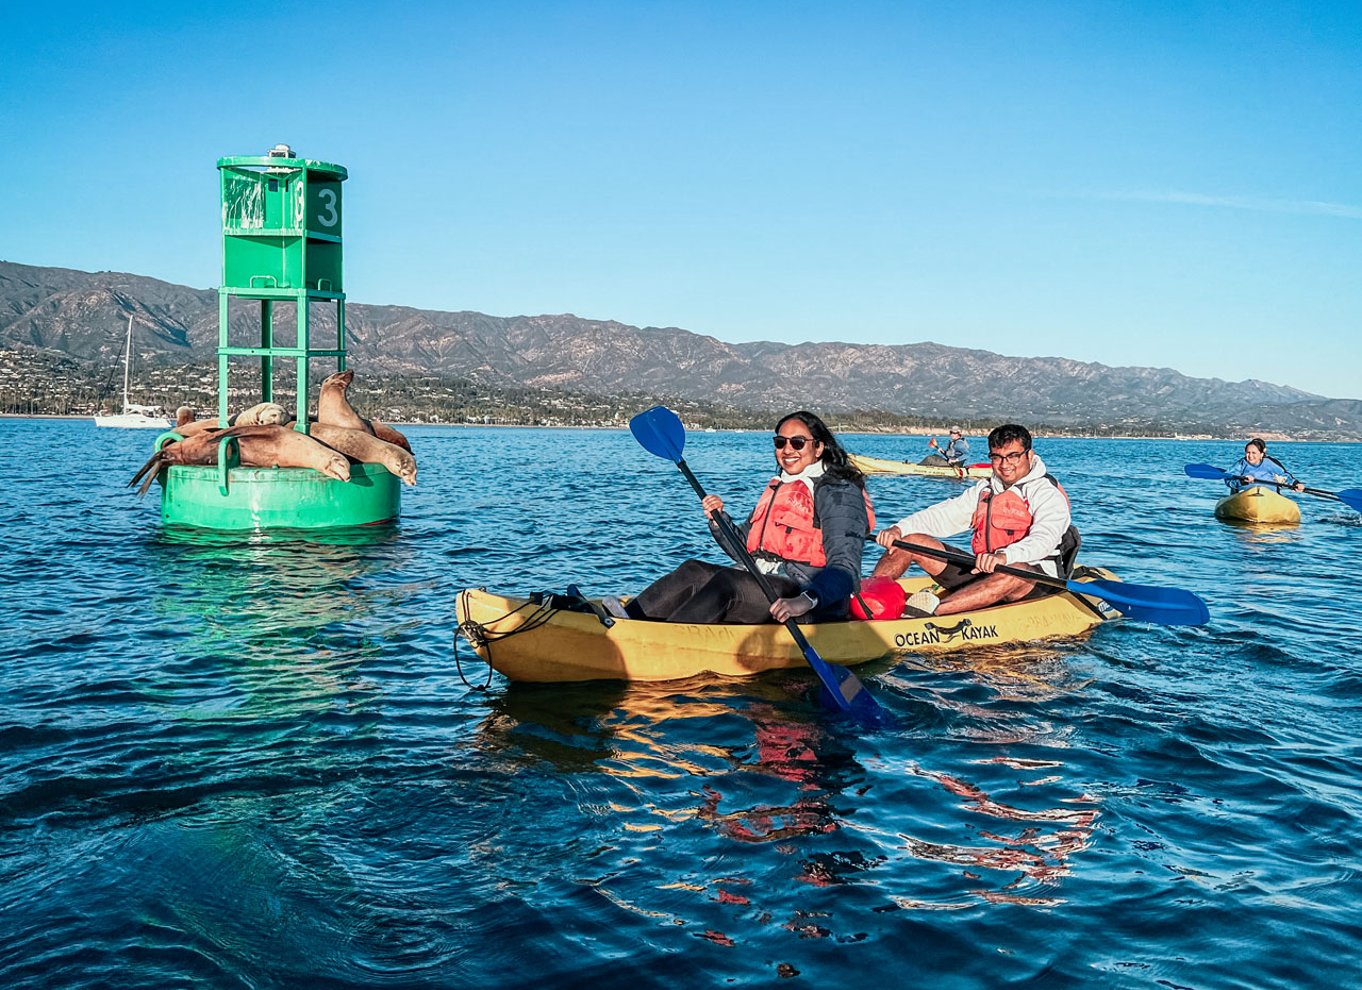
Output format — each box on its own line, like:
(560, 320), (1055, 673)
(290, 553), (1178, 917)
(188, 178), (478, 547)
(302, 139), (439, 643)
(159, 463), (400, 530)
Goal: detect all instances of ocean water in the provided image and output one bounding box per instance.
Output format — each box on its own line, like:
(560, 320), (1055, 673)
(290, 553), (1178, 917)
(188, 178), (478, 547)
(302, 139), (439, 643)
(2, 419), (1360, 989)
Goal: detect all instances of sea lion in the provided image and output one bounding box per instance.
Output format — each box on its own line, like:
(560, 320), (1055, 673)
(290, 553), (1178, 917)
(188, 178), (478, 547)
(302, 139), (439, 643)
(370, 418), (412, 453)
(128, 424), (350, 496)
(171, 402), (286, 436)
(129, 429), (231, 495)
(229, 425), (351, 483)
(231, 402), (288, 426)
(309, 423), (417, 486)
(172, 418), (224, 437)
(317, 371), (374, 434)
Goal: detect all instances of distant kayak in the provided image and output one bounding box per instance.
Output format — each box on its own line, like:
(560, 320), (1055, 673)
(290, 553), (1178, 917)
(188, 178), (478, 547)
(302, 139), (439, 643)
(455, 571), (1123, 684)
(850, 453), (991, 479)
(1215, 486), (1301, 524)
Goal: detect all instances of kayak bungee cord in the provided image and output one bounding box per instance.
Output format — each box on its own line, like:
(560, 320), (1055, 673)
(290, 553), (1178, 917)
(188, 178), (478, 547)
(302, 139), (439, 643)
(454, 589), (562, 690)
(454, 588), (616, 689)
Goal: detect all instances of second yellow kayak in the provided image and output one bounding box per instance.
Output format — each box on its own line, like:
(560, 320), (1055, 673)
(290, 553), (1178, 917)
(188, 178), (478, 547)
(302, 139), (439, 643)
(1214, 486), (1301, 524)
(850, 453), (991, 479)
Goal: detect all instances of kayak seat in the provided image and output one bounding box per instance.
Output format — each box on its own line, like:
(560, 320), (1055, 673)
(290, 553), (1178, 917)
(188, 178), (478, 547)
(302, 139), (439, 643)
(530, 587), (616, 628)
(1015, 526), (1083, 602)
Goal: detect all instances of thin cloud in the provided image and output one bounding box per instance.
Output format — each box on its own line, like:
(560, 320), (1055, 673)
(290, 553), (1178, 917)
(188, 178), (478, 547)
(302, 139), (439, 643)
(1072, 189), (1362, 220)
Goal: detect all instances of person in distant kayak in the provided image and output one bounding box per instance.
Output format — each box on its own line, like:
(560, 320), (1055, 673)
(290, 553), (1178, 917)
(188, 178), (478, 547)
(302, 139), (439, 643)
(871, 423), (1076, 618)
(604, 411), (873, 625)
(1226, 438), (1305, 494)
(919, 427), (969, 467)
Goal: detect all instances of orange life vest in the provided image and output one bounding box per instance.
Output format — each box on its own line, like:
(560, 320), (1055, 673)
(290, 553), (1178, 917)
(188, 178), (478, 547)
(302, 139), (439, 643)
(746, 478), (875, 567)
(969, 475), (1068, 555)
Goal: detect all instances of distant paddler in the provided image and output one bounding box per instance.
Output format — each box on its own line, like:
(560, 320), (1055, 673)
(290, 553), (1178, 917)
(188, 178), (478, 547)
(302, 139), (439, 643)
(1224, 438), (1305, 493)
(919, 426), (970, 469)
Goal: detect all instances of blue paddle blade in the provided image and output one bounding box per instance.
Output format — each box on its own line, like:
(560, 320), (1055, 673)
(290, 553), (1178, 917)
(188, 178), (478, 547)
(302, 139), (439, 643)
(1337, 489), (1362, 512)
(629, 406), (686, 463)
(1070, 577), (1209, 626)
(1184, 463), (1229, 480)
(820, 659), (895, 727)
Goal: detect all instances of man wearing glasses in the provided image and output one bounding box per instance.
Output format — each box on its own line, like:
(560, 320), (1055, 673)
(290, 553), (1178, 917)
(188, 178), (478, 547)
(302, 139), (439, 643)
(870, 424), (1073, 618)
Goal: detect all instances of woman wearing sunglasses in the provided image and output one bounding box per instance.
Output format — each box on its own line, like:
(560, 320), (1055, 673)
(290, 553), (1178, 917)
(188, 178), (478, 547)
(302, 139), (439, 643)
(605, 411), (872, 624)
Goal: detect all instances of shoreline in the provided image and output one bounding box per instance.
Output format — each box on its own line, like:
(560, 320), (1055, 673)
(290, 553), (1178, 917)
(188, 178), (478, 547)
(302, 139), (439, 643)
(1, 414), (1352, 443)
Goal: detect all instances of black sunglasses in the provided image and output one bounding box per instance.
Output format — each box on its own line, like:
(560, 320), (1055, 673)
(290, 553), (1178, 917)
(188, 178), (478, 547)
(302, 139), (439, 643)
(773, 435), (814, 450)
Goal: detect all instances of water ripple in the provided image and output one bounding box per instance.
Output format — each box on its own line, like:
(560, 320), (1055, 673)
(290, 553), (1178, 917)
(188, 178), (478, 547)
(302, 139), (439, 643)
(2, 422), (1361, 987)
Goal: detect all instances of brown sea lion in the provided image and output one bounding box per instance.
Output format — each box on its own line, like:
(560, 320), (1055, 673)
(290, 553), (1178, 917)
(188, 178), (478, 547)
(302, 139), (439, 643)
(128, 425), (350, 496)
(370, 418), (412, 453)
(317, 371), (374, 434)
(309, 423), (417, 486)
(173, 402), (286, 436)
(129, 429), (231, 495)
(230, 425), (351, 483)
(231, 402), (288, 426)
(170, 417), (224, 437)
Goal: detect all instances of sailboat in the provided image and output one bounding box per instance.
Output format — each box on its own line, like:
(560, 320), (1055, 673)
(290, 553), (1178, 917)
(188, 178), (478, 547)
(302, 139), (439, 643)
(94, 315), (171, 429)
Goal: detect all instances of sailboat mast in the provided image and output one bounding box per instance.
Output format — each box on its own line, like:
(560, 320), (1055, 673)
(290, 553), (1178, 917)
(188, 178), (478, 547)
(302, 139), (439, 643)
(122, 315), (133, 411)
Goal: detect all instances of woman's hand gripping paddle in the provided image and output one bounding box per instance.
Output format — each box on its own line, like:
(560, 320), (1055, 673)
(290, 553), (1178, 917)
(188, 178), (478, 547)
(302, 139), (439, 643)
(874, 536), (1211, 626)
(1184, 464), (1362, 511)
(630, 406), (888, 724)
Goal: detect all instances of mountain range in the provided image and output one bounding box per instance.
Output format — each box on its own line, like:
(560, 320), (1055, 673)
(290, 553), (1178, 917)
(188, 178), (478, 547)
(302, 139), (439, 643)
(3, 260), (1358, 436)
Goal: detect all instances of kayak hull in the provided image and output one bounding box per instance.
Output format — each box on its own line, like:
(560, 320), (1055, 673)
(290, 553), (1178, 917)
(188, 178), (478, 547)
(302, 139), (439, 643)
(456, 571), (1123, 684)
(850, 453), (991, 479)
(1214, 487), (1301, 524)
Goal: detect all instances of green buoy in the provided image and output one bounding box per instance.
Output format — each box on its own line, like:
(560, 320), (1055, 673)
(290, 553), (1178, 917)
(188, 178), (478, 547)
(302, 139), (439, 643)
(156, 145), (400, 530)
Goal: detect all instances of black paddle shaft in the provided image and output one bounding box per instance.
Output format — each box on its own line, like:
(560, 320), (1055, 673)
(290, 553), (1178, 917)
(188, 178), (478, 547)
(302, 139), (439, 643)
(877, 535), (1070, 590)
(674, 458), (828, 645)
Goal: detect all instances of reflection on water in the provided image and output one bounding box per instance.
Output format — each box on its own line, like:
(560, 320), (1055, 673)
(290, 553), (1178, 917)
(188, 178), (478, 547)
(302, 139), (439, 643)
(1217, 518), (1307, 544)
(891, 761), (1099, 908)
(695, 704), (855, 846)
(139, 522), (414, 723)
(158, 522), (402, 549)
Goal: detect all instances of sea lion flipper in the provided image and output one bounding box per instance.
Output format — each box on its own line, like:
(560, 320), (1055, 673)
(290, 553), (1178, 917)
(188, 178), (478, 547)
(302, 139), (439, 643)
(135, 460), (164, 498)
(128, 450), (164, 489)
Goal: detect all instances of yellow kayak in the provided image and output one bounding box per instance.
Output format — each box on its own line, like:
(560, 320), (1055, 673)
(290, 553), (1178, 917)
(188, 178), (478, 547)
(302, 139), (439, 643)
(455, 570), (1123, 684)
(1214, 486), (1301, 524)
(850, 453), (991, 479)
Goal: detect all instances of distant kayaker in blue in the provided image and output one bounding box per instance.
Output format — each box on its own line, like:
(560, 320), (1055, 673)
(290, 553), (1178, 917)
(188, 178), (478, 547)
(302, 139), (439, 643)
(920, 427), (969, 468)
(1227, 438), (1305, 494)
(603, 411), (873, 625)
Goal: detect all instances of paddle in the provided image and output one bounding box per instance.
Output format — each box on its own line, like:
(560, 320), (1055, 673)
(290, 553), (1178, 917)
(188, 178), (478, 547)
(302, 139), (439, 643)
(872, 536), (1210, 626)
(629, 405), (888, 723)
(1183, 464), (1362, 511)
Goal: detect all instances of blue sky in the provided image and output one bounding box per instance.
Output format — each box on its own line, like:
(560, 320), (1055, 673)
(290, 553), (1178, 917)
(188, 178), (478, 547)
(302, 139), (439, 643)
(2, 1), (1358, 398)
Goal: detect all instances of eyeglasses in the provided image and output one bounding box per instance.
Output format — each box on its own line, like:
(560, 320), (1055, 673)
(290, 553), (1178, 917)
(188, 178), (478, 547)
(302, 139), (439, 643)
(989, 450), (1027, 465)
(773, 435), (814, 450)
